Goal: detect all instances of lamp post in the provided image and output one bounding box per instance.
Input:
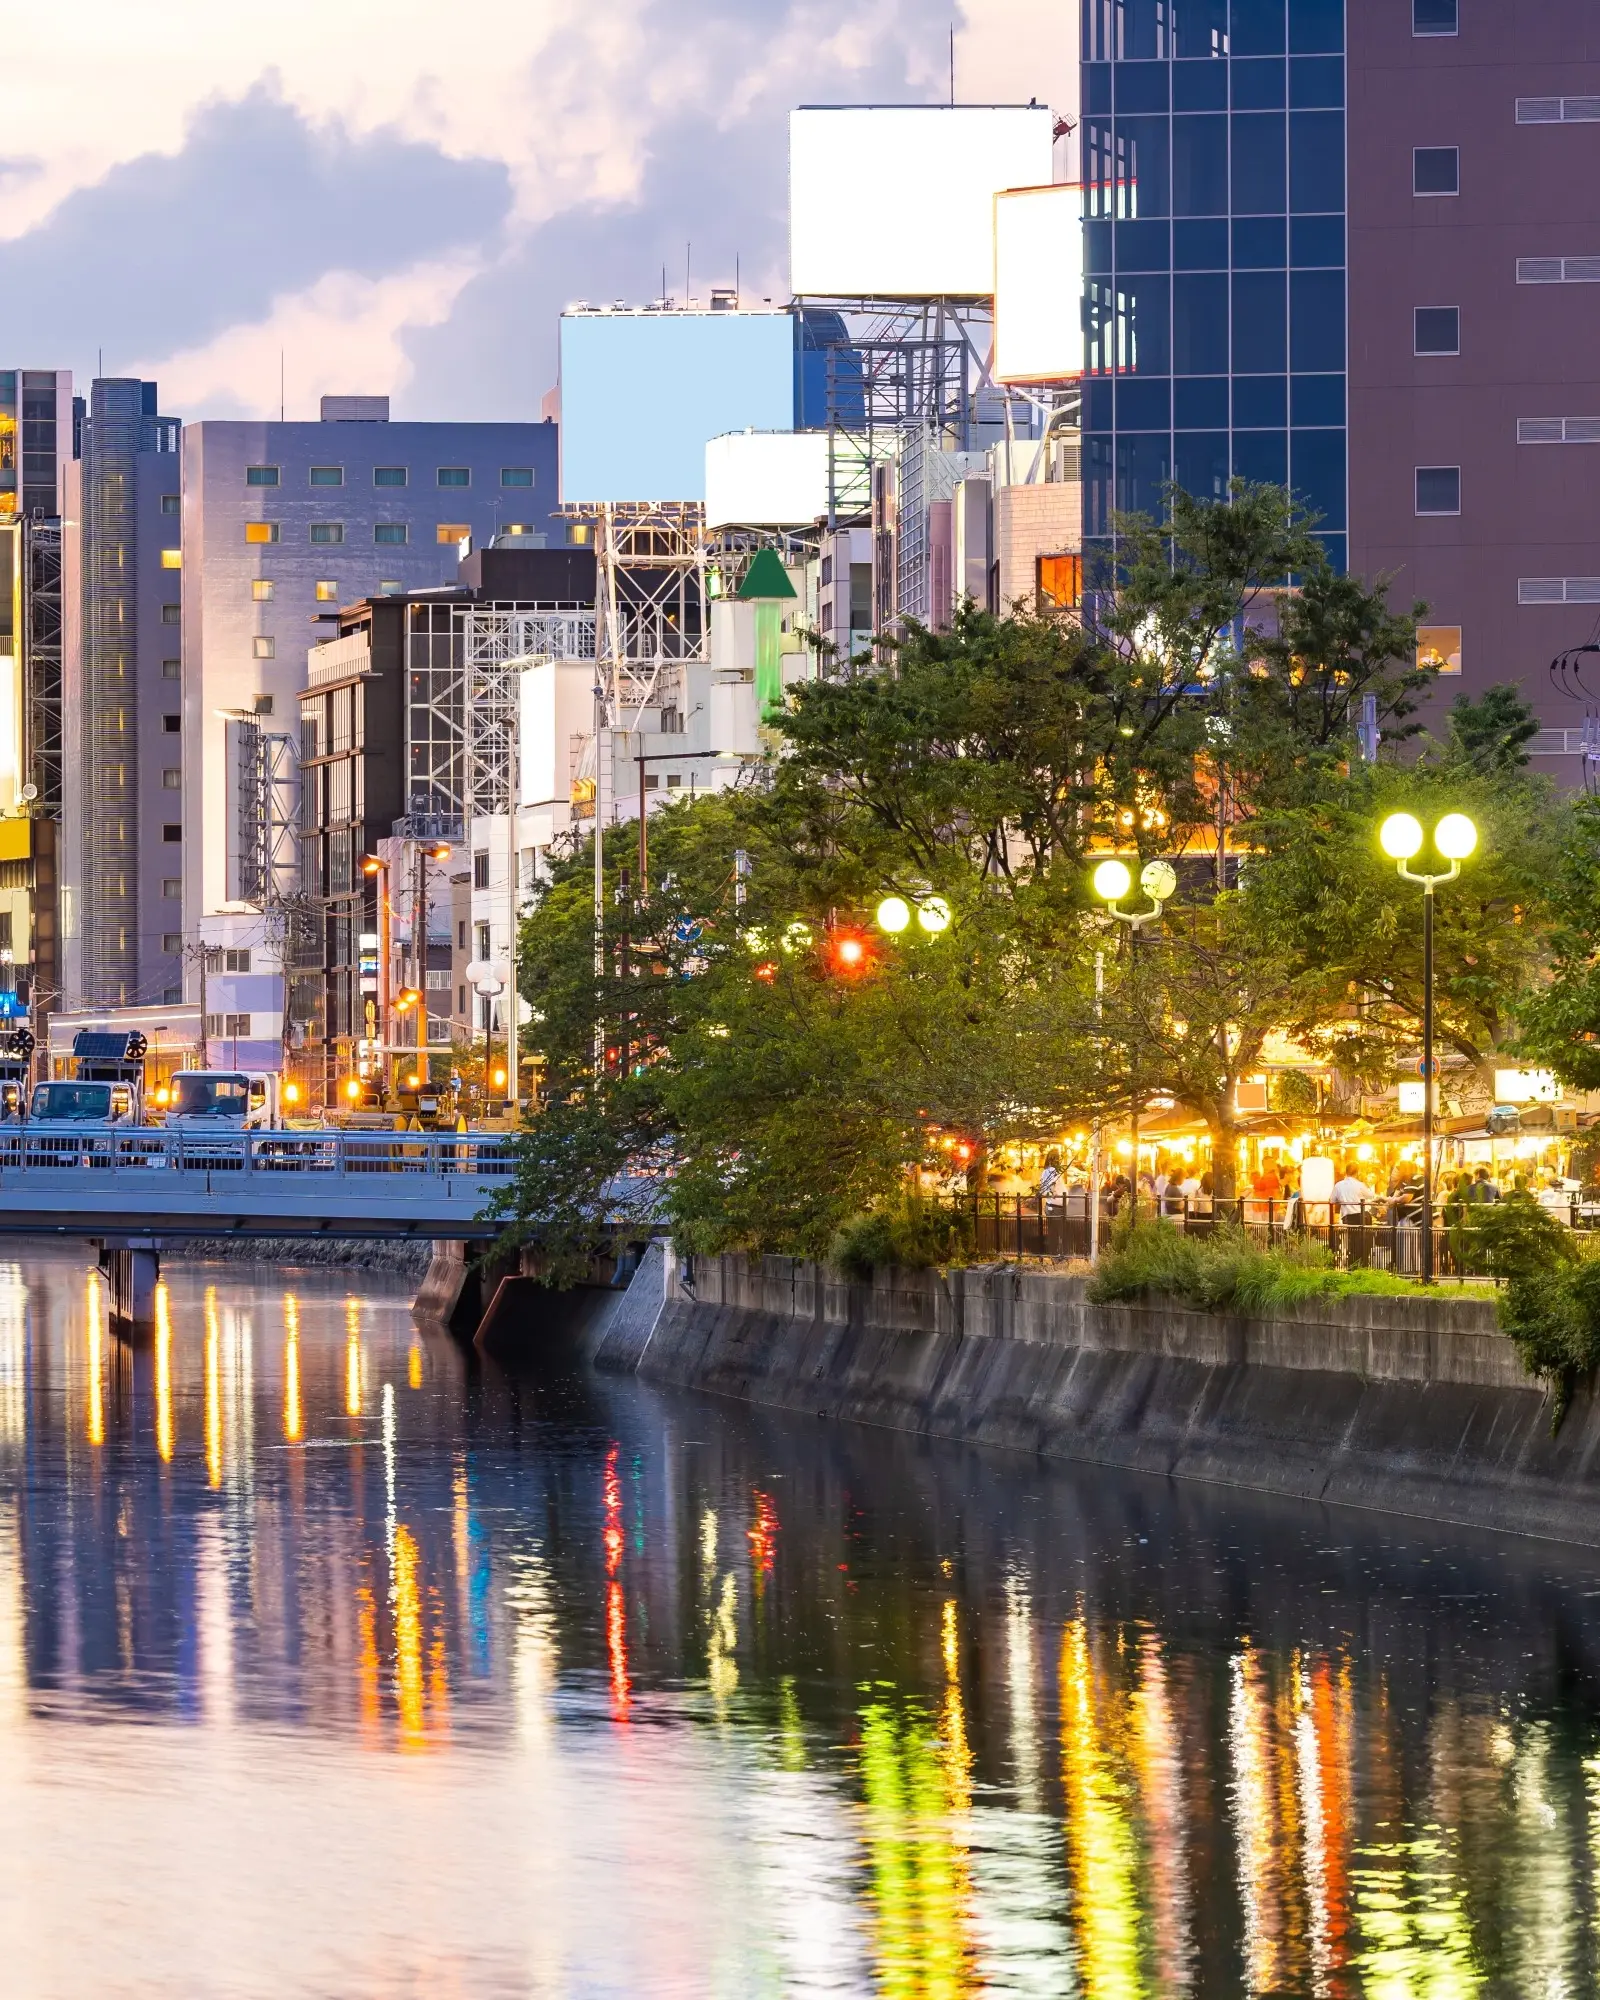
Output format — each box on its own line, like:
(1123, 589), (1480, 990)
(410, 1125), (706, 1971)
(1379, 810), (1478, 1284)
(1090, 857), (1178, 1227)
(361, 854), (392, 1093)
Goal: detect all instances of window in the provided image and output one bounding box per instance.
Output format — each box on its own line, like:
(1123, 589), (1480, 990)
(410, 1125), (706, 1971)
(162, 767), (181, 789)
(1413, 0), (1456, 33)
(436, 467), (470, 487)
(223, 1013), (251, 1039)
(1518, 416), (1600, 443)
(457, 920), (466, 949)
(1415, 306), (1460, 354)
(162, 878), (181, 899)
(567, 522), (591, 546)
(160, 493), (180, 516)
(163, 823), (182, 843)
(644, 772), (660, 791)
(244, 521), (279, 544)
(1416, 466), (1461, 514)
(426, 968), (451, 990)
(310, 522), (344, 544)
(373, 466), (408, 487)
(253, 636), (275, 659)
(458, 985), (466, 1015)
(1519, 577), (1600, 604)
(161, 932), (183, 954)
(161, 604), (181, 625)
(224, 949), (251, 973)
(246, 465), (280, 487)
(309, 466), (344, 486)
(1518, 97), (1600, 123)
(666, 771), (682, 789)
(163, 658), (180, 678)
(475, 922), (491, 959)
(160, 547), (182, 569)
(1517, 256), (1600, 283)
(1036, 552), (1083, 609)
(252, 579), (274, 600)
(254, 694), (274, 715)
(1417, 626), (1462, 674)
(1413, 146), (1459, 195)
(434, 524), (471, 548)
(501, 466), (534, 487)
(162, 713), (180, 733)
(473, 850), (490, 888)
(374, 523), (408, 545)
(314, 580), (339, 601)
(378, 580), (403, 593)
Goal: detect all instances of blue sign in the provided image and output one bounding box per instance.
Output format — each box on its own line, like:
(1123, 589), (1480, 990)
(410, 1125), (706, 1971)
(0, 994), (28, 1021)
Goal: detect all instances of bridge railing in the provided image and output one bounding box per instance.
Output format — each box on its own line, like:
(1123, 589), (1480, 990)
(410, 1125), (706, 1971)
(0, 1127), (519, 1180)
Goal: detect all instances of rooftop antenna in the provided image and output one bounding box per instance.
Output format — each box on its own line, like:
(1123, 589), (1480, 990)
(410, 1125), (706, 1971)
(685, 242), (691, 307)
(949, 24), (955, 104)
(279, 349), (285, 422)
(735, 252), (740, 305)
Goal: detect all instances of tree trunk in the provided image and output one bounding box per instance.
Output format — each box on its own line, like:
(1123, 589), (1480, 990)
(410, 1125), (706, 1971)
(1208, 1108), (1240, 1201)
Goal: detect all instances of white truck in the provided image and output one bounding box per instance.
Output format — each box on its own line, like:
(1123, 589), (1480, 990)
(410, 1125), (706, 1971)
(164, 1070), (279, 1130)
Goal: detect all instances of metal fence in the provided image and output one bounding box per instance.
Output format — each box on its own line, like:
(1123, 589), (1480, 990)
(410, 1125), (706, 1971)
(963, 1191), (1592, 1275)
(0, 1127), (518, 1180)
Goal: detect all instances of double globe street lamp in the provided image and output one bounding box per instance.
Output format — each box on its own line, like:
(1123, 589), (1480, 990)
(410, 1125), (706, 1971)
(1091, 857), (1178, 1226)
(1378, 810), (1478, 1284)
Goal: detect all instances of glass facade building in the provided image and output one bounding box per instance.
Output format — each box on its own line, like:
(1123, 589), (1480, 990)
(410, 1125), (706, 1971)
(1082, 0), (1348, 569)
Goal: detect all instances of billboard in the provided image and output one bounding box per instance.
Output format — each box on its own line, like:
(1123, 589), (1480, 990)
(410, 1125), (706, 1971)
(790, 105), (1055, 298)
(993, 184), (1084, 383)
(559, 310), (796, 506)
(705, 431), (830, 527)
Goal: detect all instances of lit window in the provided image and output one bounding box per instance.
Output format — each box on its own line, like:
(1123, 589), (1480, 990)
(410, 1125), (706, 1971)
(373, 466), (408, 487)
(162, 767), (182, 790)
(246, 465), (280, 487)
(1036, 552), (1082, 609)
(378, 580), (403, 594)
(501, 466), (534, 487)
(309, 522), (344, 544)
(309, 466), (344, 487)
(436, 523), (470, 544)
(314, 581), (339, 602)
(1413, 0), (1456, 33)
(252, 579), (274, 601)
(1416, 466), (1461, 515)
(244, 522), (279, 544)
(160, 547), (181, 569)
(253, 636), (276, 659)
(1414, 306), (1460, 355)
(1417, 625), (1462, 673)
(436, 467), (470, 488)
(567, 522), (591, 546)
(374, 523), (408, 545)
(160, 493), (180, 516)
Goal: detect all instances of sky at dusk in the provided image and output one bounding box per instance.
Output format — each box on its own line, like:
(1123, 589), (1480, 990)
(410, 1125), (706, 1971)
(7, 0), (1073, 421)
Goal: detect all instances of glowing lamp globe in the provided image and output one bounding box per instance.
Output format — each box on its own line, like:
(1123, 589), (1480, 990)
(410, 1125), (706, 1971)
(1435, 812), (1478, 861)
(1140, 859), (1178, 903)
(835, 935), (865, 968)
(1092, 859), (1133, 904)
(344, 1078), (362, 1102)
(917, 896), (952, 935)
(1379, 812), (1424, 861)
(875, 895), (912, 934)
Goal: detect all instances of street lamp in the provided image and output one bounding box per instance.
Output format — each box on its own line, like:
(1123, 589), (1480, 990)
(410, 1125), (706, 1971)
(1091, 857), (1178, 1225)
(1379, 809), (1478, 1283)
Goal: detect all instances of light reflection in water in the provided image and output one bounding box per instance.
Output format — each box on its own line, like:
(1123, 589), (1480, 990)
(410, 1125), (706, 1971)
(153, 1280), (174, 1463)
(0, 1253), (1593, 1995)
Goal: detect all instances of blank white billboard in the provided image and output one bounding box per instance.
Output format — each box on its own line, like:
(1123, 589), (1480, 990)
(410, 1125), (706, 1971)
(994, 183), (1084, 382)
(790, 106), (1055, 298)
(705, 430), (830, 527)
(559, 310), (795, 505)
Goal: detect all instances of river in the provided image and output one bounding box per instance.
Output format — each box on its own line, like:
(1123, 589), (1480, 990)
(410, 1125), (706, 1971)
(0, 1246), (1595, 1994)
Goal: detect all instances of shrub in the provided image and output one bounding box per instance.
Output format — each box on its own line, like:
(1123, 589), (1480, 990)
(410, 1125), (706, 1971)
(1474, 1194), (1600, 1422)
(831, 1196), (976, 1279)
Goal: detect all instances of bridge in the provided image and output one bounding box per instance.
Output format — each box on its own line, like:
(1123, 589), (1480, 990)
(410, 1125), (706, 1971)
(0, 1127), (519, 1325)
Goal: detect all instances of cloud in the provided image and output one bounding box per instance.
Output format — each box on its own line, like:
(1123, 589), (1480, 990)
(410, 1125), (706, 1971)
(0, 81), (509, 373)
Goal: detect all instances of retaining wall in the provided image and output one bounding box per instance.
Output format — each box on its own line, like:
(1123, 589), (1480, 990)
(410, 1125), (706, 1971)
(593, 1253), (1600, 1547)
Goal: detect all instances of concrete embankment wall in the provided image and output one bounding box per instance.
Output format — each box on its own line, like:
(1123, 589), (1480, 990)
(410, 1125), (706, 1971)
(588, 1252), (1600, 1547)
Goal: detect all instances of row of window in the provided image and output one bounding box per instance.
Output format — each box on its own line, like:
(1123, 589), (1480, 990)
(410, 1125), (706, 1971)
(1083, 0), (1343, 63)
(245, 465), (533, 489)
(243, 521), (474, 547)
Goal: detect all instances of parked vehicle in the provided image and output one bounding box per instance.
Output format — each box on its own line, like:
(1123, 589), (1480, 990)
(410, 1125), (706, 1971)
(27, 1079), (140, 1124)
(164, 1070), (279, 1130)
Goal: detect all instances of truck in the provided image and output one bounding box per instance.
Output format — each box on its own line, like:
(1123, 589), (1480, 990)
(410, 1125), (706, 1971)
(163, 1069), (280, 1130)
(28, 1031), (147, 1125)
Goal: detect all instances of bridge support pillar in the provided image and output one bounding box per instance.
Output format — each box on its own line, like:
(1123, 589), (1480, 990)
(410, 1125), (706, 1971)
(97, 1239), (160, 1336)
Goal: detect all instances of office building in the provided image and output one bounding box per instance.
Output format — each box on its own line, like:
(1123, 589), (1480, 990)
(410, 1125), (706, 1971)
(1080, 0), (1600, 756)
(295, 543), (594, 1101)
(61, 379), (183, 1010)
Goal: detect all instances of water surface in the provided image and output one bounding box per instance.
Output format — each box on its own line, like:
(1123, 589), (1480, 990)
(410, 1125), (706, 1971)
(0, 1247), (1598, 1995)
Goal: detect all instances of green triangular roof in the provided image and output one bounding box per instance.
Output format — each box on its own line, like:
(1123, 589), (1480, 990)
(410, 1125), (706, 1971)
(735, 548), (798, 600)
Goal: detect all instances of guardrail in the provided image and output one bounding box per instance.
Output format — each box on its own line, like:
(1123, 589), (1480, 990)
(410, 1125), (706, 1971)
(0, 1126), (519, 1179)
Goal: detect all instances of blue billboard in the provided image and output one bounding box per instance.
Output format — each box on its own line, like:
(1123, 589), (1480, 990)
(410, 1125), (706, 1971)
(559, 310), (797, 505)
